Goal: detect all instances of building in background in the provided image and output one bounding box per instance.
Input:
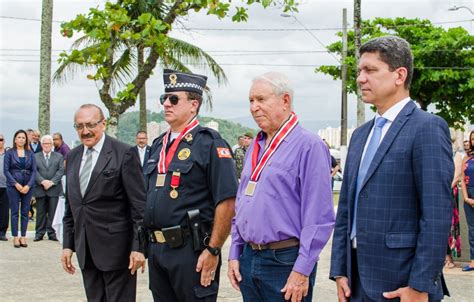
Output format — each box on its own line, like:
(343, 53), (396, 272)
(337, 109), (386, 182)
(318, 126), (355, 149)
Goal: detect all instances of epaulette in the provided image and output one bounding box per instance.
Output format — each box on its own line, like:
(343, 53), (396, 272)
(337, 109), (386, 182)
(151, 132), (167, 147)
(198, 126), (222, 140)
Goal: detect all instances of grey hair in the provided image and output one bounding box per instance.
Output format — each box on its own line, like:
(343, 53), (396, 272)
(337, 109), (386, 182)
(252, 72), (294, 103)
(75, 104), (105, 121)
(360, 35), (414, 89)
(40, 134), (53, 144)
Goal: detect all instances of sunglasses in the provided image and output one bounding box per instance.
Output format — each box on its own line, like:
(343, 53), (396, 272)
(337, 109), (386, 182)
(0, 138), (3, 141)
(159, 94), (181, 105)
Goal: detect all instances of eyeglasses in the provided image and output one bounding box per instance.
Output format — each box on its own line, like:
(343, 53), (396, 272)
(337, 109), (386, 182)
(73, 120), (103, 131)
(0, 138), (4, 141)
(159, 94), (181, 105)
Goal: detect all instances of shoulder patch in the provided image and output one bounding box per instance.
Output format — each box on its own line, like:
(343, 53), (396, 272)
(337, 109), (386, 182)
(216, 147), (232, 158)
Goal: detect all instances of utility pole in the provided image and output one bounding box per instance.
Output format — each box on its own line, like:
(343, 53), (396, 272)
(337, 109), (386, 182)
(38, 0), (53, 134)
(138, 45), (147, 132)
(354, 0), (365, 126)
(340, 8), (349, 171)
(341, 8), (348, 147)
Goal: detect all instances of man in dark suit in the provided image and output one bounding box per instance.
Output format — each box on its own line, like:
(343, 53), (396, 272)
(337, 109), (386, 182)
(27, 129), (43, 154)
(330, 36), (453, 302)
(61, 104), (146, 302)
(33, 134), (64, 241)
(134, 130), (150, 169)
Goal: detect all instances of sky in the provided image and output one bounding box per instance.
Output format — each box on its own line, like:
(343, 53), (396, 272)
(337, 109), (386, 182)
(0, 0), (472, 146)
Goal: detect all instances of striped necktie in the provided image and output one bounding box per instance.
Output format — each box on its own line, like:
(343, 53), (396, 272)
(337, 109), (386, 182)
(79, 148), (93, 197)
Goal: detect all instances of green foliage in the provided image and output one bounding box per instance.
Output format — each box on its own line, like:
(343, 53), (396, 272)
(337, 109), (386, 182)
(117, 110), (255, 146)
(316, 18), (473, 129)
(54, 0), (298, 136)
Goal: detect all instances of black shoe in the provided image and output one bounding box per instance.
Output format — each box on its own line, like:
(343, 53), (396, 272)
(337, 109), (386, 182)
(0, 236), (7, 241)
(33, 236), (43, 242)
(48, 236), (58, 241)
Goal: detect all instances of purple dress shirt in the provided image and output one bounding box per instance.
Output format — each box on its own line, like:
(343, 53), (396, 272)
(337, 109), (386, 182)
(54, 142), (70, 160)
(229, 124), (335, 276)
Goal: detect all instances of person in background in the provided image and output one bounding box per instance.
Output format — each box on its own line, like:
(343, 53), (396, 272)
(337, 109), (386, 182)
(33, 134), (64, 242)
(53, 132), (71, 162)
(462, 140), (470, 159)
(4, 129), (37, 248)
(461, 130), (474, 272)
(232, 136), (244, 153)
(28, 129), (43, 154)
(0, 133), (9, 241)
(234, 132), (253, 179)
(134, 130), (150, 169)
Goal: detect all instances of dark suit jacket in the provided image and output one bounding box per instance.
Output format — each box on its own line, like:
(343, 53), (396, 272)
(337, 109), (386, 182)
(63, 135), (146, 271)
(3, 148), (37, 188)
(34, 152), (64, 197)
(30, 143), (43, 154)
(133, 145), (151, 169)
(330, 101), (453, 301)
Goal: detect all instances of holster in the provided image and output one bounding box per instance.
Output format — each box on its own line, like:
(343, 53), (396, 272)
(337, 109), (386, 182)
(162, 225), (184, 248)
(188, 209), (204, 251)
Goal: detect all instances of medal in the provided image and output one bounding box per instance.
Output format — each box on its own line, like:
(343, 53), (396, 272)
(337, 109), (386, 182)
(156, 174), (166, 187)
(245, 112), (299, 197)
(170, 171), (181, 200)
(245, 181), (257, 196)
(170, 189), (179, 199)
(156, 117), (199, 188)
(178, 148), (191, 160)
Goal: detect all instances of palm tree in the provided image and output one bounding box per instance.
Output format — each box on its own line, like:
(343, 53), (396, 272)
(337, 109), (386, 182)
(38, 0), (54, 135)
(54, 0), (227, 137)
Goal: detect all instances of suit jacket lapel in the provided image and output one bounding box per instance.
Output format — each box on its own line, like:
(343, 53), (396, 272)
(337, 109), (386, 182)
(360, 101), (416, 190)
(70, 145), (84, 200)
(84, 136), (112, 197)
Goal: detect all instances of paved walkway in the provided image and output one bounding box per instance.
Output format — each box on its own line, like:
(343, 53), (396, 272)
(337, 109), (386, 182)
(0, 232), (473, 302)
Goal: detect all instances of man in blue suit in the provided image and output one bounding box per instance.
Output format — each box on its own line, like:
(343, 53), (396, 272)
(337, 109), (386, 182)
(330, 36), (453, 302)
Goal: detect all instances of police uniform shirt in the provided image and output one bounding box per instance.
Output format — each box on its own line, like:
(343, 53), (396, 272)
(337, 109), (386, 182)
(144, 125), (238, 230)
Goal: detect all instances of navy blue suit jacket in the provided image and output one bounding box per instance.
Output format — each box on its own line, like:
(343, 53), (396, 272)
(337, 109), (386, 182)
(3, 148), (37, 188)
(330, 101), (453, 301)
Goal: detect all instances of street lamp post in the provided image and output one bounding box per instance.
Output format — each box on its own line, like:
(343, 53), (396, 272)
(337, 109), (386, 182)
(448, 5), (474, 15)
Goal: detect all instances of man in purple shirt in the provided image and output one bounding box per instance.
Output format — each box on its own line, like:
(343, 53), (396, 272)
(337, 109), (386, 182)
(53, 132), (70, 162)
(228, 72), (335, 302)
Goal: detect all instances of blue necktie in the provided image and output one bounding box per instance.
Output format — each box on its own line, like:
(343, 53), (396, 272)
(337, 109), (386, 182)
(350, 117), (388, 240)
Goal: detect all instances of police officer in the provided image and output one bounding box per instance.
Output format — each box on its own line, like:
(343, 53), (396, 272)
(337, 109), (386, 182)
(144, 69), (238, 302)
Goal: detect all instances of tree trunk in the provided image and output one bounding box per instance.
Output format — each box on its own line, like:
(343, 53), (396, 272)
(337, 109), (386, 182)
(138, 45), (147, 132)
(38, 0), (53, 134)
(354, 0), (365, 126)
(106, 110), (119, 138)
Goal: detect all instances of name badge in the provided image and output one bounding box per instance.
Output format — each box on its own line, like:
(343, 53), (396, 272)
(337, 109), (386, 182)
(156, 174), (166, 187)
(245, 181), (257, 196)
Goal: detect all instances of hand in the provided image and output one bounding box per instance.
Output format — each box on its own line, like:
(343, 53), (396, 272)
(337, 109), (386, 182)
(281, 271), (309, 302)
(128, 251), (146, 275)
(61, 248), (76, 275)
(227, 260), (242, 291)
(383, 286), (428, 302)
(14, 183), (23, 192)
(335, 277), (351, 302)
(196, 249), (219, 287)
(20, 185), (30, 194)
(42, 180), (53, 190)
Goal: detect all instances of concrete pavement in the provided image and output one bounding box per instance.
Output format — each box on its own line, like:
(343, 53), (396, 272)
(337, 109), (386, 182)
(0, 232), (473, 302)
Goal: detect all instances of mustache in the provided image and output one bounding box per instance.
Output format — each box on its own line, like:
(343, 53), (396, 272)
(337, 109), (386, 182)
(81, 133), (95, 139)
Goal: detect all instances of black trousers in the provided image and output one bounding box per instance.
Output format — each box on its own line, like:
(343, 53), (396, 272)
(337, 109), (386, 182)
(0, 188), (9, 236)
(81, 238), (137, 302)
(35, 195), (58, 238)
(148, 237), (220, 302)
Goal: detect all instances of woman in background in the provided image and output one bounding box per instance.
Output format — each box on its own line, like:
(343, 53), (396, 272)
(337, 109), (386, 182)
(461, 130), (474, 271)
(4, 130), (37, 248)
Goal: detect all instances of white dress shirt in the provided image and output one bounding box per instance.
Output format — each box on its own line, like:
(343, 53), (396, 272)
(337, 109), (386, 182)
(137, 146), (147, 166)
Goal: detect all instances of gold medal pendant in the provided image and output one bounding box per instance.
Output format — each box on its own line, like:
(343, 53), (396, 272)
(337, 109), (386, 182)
(156, 174), (166, 187)
(170, 189), (179, 199)
(178, 148), (191, 160)
(245, 181), (257, 196)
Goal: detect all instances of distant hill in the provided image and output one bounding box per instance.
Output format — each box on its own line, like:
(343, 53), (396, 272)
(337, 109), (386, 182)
(117, 111), (256, 146)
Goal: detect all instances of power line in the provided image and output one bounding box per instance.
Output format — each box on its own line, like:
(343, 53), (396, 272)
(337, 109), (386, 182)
(0, 15), (471, 30)
(1, 59), (472, 70)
